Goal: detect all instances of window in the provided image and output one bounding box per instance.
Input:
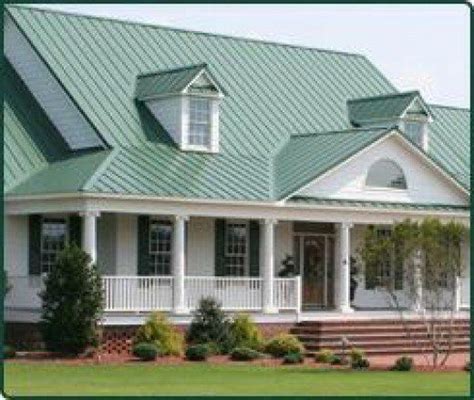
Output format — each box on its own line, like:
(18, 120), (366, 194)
(366, 159), (407, 189)
(404, 121), (424, 147)
(224, 222), (248, 276)
(41, 218), (67, 274)
(189, 97), (211, 146)
(149, 220), (173, 275)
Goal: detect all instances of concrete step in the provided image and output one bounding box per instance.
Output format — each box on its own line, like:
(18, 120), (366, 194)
(291, 325), (469, 335)
(297, 332), (469, 343)
(304, 338), (469, 350)
(305, 346), (470, 357)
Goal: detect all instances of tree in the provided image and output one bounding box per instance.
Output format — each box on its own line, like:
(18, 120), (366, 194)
(40, 245), (103, 355)
(359, 218), (468, 368)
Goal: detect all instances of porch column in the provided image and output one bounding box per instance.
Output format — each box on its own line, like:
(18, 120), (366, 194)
(173, 215), (188, 315)
(80, 211), (100, 265)
(336, 222), (353, 313)
(262, 219), (278, 314)
(411, 252), (424, 312)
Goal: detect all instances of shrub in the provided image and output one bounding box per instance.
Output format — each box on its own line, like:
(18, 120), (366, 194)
(351, 358), (370, 370)
(315, 349), (335, 363)
(464, 361), (470, 372)
(185, 344), (210, 361)
(40, 245), (103, 355)
(133, 312), (184, 356)
(4, 345), (16, 359)
(330, 355), (344, 365)
(349, 348), (365, 363)
(229, 314), (263, 351)
(283, 351), (304, 364)
(186, 297), (232, 353)
(264, 334), (304, 358)
(391, 356), (414, 371)
(230, 347), (262, 361)
(132, 343), (160, 361)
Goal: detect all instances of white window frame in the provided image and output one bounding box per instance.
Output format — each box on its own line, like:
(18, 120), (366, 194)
(149, 219), (173, 276)
(188, 97), (212, 147)
(40, 216), (68, 274)
(365, 158), (408, 191)
(224, 220), (249, 277)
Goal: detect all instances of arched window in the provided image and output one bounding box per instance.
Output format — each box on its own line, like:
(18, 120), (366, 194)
(366, 159), (407, 189)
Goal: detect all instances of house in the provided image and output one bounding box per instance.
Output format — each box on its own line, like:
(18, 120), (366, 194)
(4, 6), (470, 352)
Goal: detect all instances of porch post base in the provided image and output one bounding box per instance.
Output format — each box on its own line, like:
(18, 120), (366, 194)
(262, 306), (278, 314)
(172, 307), (190, 315)
(336, 305), (354, 314)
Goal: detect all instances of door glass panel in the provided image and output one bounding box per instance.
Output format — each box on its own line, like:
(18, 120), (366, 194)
(303, 236), (325, 308)
(326, 236), (335, 307)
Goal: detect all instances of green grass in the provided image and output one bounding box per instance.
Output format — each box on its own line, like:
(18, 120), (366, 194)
(4, 362), (469, 396)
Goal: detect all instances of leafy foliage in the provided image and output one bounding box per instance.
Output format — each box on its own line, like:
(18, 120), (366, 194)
(315, 348), (335, 363)
(230, 347), (262, 361)
(186, 297), (232, 353)
(283, 351), (304, 364)
(391, 356), (414, 371)
(330, 355), (344, 365)
(4, 345), (16, 359)
(40, 245), (103, 355)
(133, 312), (184, 356)
(229, 314), (263, 351)
(349, 348), (365, 363)
(132, 342), (160, 361)
(185, 344), (210, 361)
(264, 334), (304, 358)
(351, 357), (370, 370)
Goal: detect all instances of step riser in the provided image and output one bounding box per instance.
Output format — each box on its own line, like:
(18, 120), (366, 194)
(291, 327), (469, 335)
(298, 334), (469, 343)
(304, 341), (470, 351)
(306, 348), (470, 357)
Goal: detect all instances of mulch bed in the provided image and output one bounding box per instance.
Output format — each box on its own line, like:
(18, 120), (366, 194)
(8, 351), (469, 371)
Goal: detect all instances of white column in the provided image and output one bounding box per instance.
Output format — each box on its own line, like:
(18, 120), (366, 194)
(336, 222), (353, 313)
(412, 251), (424, 312)
(80, 211), (100, 265)
(262, 219), (277, 314)
(173, 215), (188, 315)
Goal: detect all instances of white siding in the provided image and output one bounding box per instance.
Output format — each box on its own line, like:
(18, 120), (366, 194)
(5, 216), (29, 276)
(187, 217), (215, 276)
(4, 15), (102, 150)
(146, 96), (183, 145)
(298, 135), (467, 205)
(115, 214), (137, 275)
(274, 221), (293, 277)
(97, 213), (116, 275)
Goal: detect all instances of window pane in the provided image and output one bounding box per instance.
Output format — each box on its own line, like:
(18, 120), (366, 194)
(41, 218), (67, 274)
(405, 122), (423, 146)
(189, 98), (211, 146)
(366, 160), (407, 189)
(149, 220), (173, 275)
(224, 222), (248, 276)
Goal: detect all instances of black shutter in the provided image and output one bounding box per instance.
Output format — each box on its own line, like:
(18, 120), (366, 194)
(248, 221), (260, 277)
(137, 215), (150, 275)
(68, 215), (82, 248)
(215, 219), (226, 276)
(28, 214), (42, 276)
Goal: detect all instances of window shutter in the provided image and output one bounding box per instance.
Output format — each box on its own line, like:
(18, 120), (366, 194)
(248, 221), (260, 277)
(215, 219), (226, 276)
(28, 214), (42, 276)
(137, 215), (150, 276)
(68, 215), (82, 248)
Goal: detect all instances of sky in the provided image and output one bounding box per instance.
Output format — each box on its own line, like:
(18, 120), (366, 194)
(34, 4), (470, 108)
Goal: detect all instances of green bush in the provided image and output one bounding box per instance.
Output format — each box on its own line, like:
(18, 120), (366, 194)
(315, 348), (335, 363)
(264, 334), (304, 358)
(40, 245), (103, 355)
(230, 347), (262, 361)
(4, 345), (16, 359)
(185, 344), (210, 361)
(283, 351), (304, 364)
(132, 342), (159, 361)
(133, 312), (184, 356)
(349, 348), (365, 363)
(351, 358), (370, 370)
(390, 356), (414, 371)
(464, 361), (470, 372)
(229, 314), (263, 351)
(186, 297), (232, 354)
(330, 355), (344, 365)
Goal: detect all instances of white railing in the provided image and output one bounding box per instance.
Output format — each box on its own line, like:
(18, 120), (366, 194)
(274, 276), (301, 311)
(185, 276), (264, 311)
(102, 276), (173, 312)
(5, 275), (44, 309)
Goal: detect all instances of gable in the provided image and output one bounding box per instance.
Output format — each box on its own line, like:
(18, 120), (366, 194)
(295, 133), (468, 206)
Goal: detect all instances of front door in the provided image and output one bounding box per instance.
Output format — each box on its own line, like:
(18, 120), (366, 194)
(298, 235), (334, 309)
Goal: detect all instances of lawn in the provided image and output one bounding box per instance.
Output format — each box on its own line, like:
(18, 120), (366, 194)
(4, 362), (469, 396)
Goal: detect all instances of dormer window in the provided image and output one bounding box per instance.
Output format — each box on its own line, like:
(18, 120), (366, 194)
(404, 120), (424, 147)
(135, 63), (225, 153)
(189, 97), (211, 147)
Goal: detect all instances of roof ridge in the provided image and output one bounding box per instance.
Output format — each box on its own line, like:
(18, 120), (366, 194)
(347, 90), (419, 104)
(7, 5), (367, 58)
(291, 126), (392, 138)
(429, 103), (470, 112)
(137, 63), (207, 78)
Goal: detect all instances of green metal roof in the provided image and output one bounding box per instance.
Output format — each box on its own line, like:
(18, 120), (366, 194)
(347, 91), (425, 125)
(135, 63), (207, 100)
(273, 127), (392, 199)
(3, 6), (470, 205)
(288, 197), (469, 213)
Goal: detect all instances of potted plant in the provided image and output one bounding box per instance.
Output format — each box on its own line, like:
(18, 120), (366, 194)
(278, 255), (298, 277)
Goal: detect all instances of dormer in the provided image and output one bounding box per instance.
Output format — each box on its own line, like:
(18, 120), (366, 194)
(135, 64), (225, 153)
(347, 91), (433, 151)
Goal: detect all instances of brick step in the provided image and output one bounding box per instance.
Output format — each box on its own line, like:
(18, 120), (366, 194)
(297, 332), (469, 343)
(305, 346), (470, 357)
(303, 338), (469, 351)
(296, 318), (469, 327)
(291, 325), (469, 335)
